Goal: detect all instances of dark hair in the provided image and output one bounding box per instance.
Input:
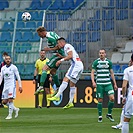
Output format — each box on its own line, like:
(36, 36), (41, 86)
(131, 54), (133, 61)
(99, 48), (106, 52)
(2, 52), (8, 56)
(40, 49), (45, 52)
(57, 37), (66, 41)
(36, 26), (46, 32)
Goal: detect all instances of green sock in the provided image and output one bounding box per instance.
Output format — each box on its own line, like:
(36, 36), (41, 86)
(108, 101), (114, 114)
(52, 74), (60, 87)
(97, 102), (102, 116)
(40, 71), (47, 86)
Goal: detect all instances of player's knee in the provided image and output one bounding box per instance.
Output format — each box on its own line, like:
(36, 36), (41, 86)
(98, 98), (103, 103)
(109, 97), (114, 102)
(2, 100), (8, 105)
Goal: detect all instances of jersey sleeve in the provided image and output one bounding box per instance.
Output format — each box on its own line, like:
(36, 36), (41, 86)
(108, 60), (113, 69)
(92, 60), (97, 70)
(123, 68), (129, 81)
(35, 60), (38, 68)
(0, 67), (4, 85)
(65, 44), (72, 53)
(14, 65), (22, 87)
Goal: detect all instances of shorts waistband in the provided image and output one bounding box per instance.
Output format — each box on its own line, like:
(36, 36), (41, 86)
(76, 58), (81, 61)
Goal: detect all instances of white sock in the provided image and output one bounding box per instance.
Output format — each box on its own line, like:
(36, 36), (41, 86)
(69, 87), (76, 103)
(55, 81), (68, 97)
(8, 102), (14, 116)
(120, 108), (124, 125)
(122, 122), (129, 133)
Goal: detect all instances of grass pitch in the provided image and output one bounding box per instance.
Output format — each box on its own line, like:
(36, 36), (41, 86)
(0, 107), (132, 133)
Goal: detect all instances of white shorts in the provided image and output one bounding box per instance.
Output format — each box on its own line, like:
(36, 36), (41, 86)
(2, 86), (16, 100)
(124, 90), (133, 118)
(65, 61), (83, 84)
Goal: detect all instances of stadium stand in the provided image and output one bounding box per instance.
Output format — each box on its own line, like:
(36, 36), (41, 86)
(0, 0), (132, 79)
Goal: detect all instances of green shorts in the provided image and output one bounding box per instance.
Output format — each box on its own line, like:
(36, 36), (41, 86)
(46, 55), (61, 69)
(96, 84), (114, 98)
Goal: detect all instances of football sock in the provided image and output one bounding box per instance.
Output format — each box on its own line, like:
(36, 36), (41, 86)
(52, 74), (60, 88)
(38, 93), (43, 107)
(69, 87), (76, 103)
(46, 94), (51, 107)
(122, 122), (129, 133)
(8, 102), (14, 116)
(97, 102), (102, 116)
(108, 101), (114, 114)
(40, 71), (47, 86)
(55, 81), (68, 97)
(120, 108), (124, 125)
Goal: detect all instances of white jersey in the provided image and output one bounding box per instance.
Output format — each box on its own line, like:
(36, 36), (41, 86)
(1, 64), (21, 88)
(64, 43), (81, 64)
(64, 43), (84, 84)
(123, 65), (133, 117)
(123, 66), (133, 91)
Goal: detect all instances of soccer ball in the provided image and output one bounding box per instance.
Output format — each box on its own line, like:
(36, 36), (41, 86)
(22, 12), (31, 21)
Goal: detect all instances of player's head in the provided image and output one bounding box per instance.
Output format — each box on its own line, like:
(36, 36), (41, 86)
(40, 49), (46, 59)
(130, 54), (133, 65)
(2, 52), (8, 60)
(99, 48), (106, 60)
(57, 37), (66, 48)
(5, 55), (11, 65)
(36, 26), (47, 38)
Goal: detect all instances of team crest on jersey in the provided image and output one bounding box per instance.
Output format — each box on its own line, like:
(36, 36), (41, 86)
(5, 73), (10, 77)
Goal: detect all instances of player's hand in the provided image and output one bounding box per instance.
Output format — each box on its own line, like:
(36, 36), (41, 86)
(33, 79), (36, 84)
(44, 47), (50, 51)
(92, 82), (96, 88)
(56, 60), (61, 67)
(19, 87), (23, 93)
(114, 84), (118, 90)
(122, 97), (126, 104)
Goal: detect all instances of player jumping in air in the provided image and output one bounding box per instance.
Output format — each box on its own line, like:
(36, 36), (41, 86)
(35, 26), (65, 95)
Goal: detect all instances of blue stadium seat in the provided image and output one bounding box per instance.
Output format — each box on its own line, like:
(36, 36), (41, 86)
(0, 43), (8, 53)
(18, 12), (23, 21)
(40, 0), (52, 10)
(112, 64), (121, 73)
(77, 43), (86, 53)
(30, 33), (40, 42)
(46, 13), (56, 21)
(30, 11), (39, 20)
(36, 21), (47, 28)
(2, 21), (14, 31)
(94, 10), (100, 20)
(88, 32), (91, 42)
(17, 21), (25, 30)
(108, 0), (114, 6)
(105, 20), (114, 30)
(116, 10), (128, 20)
(0, 32), (12, 42)
(28, 0), (41, 10)
(58, 14), (70, 21)
(47, 21), (56, 31)
(0, 0), (9, 10)
(15, 31), (22, 41)
(15, 64), (25, 74)
(121, 64), (128, 73)
(75, 0), (84, 8)
(77, 21), (86, 31)
(73, 33), (86, 42)
(49, 0), (63, 10)
(91, 32), (100, 42)
(107, 9), (114, 20)
(25, 21), (36, 30)
(60, 0), (75, 10)
(131, 1), (133, 9)
(19, 31), (33, 42)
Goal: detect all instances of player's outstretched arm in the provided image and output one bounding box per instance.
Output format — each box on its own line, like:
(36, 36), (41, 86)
(44, 45), (60, 52)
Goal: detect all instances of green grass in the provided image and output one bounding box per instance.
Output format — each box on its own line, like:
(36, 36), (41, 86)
(0, 108), (132, 133)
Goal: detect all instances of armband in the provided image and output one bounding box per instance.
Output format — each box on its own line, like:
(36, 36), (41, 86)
(34, 76), (36, 80)
(60, 58), (65, 62)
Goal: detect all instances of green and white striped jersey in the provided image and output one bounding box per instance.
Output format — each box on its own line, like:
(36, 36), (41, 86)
(92, 58), (112, 85)
(46, 32), (64, 56)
